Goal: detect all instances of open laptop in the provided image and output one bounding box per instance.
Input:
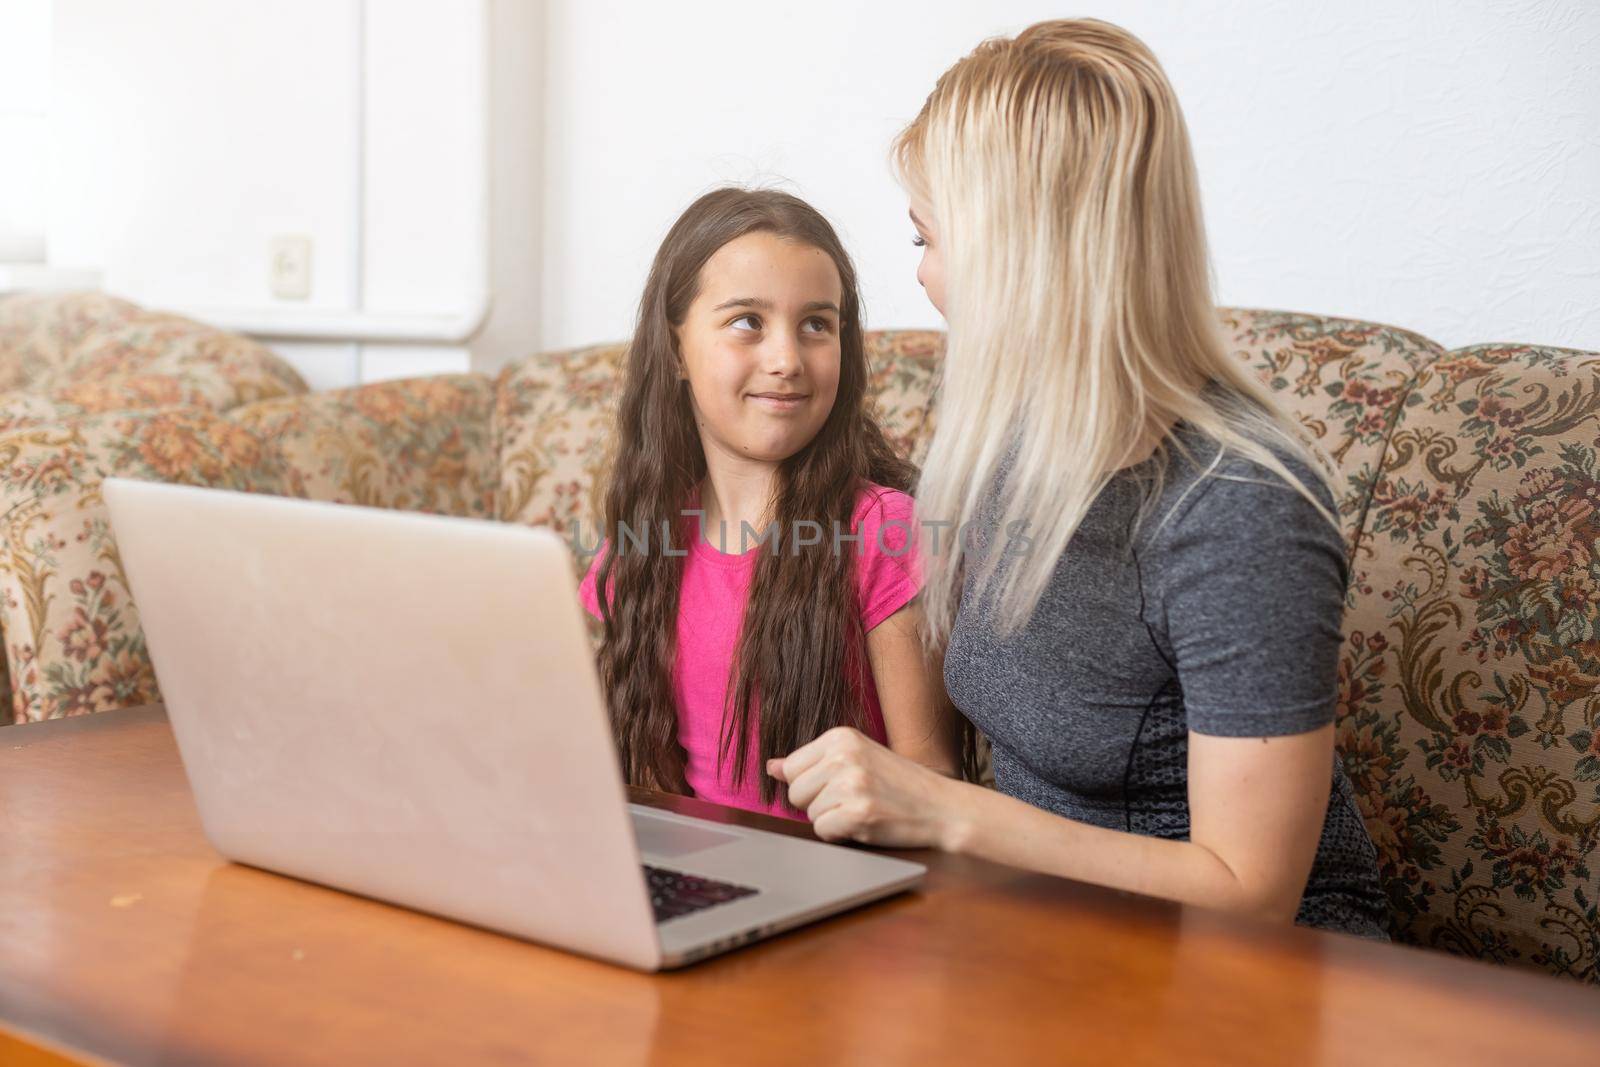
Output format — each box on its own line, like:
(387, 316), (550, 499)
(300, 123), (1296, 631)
(102, 478), (924, 971)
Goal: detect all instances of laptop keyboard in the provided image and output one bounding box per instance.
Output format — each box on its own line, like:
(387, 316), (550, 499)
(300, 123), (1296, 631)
(643, 864), (759, 923)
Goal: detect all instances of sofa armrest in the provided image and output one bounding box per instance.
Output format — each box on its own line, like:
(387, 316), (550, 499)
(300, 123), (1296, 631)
(0, 408), (293, 723)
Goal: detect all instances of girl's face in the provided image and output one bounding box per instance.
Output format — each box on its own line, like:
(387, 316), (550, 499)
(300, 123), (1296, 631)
(909, 197), (947, 317)
(675, 232), (843, 467)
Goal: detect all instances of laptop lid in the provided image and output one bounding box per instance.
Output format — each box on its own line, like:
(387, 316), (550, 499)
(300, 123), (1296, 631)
(102, 478), (662, 970)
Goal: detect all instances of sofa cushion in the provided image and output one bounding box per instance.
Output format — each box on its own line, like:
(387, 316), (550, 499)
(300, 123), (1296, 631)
(233, 374), (498, 518)
(0, 291), (307, 434)
(1336, 341), (1600, 980)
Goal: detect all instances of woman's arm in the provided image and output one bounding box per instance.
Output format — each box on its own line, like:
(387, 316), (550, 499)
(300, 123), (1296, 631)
(768, 722), (1333, 921)
(864, 601), (963, 777)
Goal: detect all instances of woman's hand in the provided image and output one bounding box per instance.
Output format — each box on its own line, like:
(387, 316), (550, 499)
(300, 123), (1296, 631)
(767, 727), (968, 848)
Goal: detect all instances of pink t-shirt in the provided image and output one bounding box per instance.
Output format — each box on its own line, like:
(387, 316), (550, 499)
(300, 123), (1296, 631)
(579, 485), (921, 820)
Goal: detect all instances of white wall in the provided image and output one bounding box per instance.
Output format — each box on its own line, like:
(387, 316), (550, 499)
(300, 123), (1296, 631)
(53, 0), (358, 312)
(28, 0), (1600, 382)
(0, 0), (53, 261)
(541, 0), (1600, 353)
(46, 0), (540, 388)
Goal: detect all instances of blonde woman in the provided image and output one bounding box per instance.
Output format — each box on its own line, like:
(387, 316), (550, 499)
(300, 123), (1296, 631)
(767, 19), (1388, 938)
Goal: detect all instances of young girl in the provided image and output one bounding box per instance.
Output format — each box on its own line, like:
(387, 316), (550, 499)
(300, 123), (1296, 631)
(580, 187), (961, 818)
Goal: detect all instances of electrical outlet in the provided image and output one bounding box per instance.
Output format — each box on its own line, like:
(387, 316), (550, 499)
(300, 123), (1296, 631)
(269, 235), (312, 300)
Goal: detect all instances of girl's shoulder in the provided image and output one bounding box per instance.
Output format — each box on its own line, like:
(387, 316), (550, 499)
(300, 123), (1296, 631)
(851, 483), (919, 558)
(851, 482), (916, 526)
(849, 483), (922, 629)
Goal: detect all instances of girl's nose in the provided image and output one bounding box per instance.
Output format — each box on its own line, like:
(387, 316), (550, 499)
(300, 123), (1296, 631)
(762, 335), (803, 377)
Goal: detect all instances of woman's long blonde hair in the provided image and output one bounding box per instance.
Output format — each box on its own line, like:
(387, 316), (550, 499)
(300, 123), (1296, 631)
(894, 18), (1337, 645)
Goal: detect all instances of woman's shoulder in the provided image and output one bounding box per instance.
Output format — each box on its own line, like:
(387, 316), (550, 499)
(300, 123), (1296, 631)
(1154, 386), (1336, 510)
(1141, 411), (1342, 570)
(1203, 444), (1333, 512)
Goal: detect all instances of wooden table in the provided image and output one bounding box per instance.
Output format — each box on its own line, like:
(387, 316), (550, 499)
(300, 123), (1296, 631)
(1, 707), (1596, 1066)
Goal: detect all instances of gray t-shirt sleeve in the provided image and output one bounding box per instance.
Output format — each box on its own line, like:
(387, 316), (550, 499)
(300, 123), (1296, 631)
(1146, 457), (1349, 738)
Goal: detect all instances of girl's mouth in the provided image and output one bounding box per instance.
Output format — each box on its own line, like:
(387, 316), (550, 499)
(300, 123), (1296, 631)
(746, 392), (810, 411)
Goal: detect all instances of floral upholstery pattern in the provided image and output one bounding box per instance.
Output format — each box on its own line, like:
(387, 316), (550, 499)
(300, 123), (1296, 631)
(863, 330), (945, 466)
(0, 409), (292, 723)
(234, 375), (497, 518)
(494, 343), (627, 556)
(1333, 342), (1600, 982)
(1219, 309), (1445, 552)
(0, 292), (307, 434)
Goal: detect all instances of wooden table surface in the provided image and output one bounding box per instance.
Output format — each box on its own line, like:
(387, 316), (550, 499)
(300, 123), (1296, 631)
(1, 706), (1596, 1066)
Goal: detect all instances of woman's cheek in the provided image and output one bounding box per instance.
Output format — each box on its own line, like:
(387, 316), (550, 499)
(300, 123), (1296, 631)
(920, 256), (948, 316)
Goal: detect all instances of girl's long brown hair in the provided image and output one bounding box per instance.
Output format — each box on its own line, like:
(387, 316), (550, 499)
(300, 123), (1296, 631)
(595, 187), (916, 805)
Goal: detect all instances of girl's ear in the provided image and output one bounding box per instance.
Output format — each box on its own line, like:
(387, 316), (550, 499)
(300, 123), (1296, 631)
(669, 326), (688, 381)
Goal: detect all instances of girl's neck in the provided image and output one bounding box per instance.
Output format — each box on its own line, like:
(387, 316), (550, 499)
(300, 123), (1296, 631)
(697, 453), (780, 551)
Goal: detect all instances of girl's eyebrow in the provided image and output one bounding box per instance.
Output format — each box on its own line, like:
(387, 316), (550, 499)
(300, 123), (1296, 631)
(711, 297), (840, 314)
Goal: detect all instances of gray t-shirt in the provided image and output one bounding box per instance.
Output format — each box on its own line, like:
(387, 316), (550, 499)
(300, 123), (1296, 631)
(943, 424), (1388, 939)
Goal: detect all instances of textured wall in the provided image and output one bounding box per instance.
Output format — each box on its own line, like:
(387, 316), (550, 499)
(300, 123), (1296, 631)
(541, 0), (1600, 352)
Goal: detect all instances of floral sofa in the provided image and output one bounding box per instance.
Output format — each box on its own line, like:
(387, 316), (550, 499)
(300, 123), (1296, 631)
(0, 292), (307, 716)
(0, 294), (1595, 985)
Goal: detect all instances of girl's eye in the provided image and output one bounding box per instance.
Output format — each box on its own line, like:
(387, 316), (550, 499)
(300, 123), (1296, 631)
(911, 234), (927, 248)
(730, 314), (761, 331)
(801, 317), (832, 334)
